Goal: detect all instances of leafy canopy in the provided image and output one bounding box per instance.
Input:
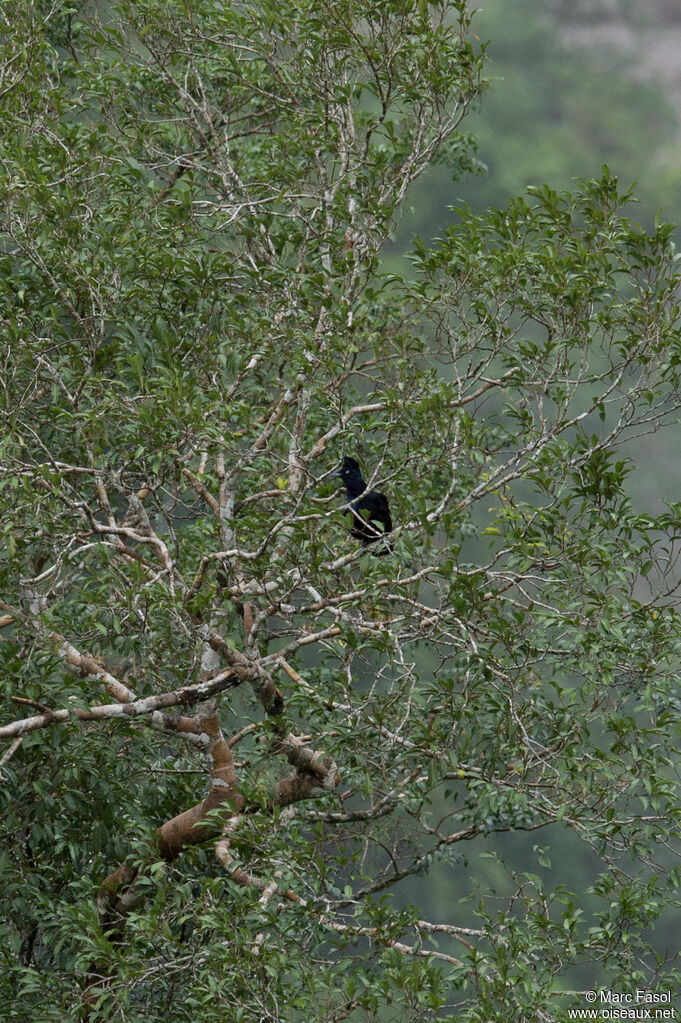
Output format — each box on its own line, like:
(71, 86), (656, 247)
(1, 2), (681, 1021)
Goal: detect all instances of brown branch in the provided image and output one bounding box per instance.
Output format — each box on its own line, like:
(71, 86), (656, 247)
(10, 695), (59, 717)
(0, 666), (244, 739)
(86, 710), (244, 1009)
(0, 602), (137, 705)
(157, 712), (243, 860)
(207, 630), (284, 715)
(274, 733), (340, 786)
(151, 712), (202, 737)
(95, 863), (140, 938)
(54, 638), (137, 703)
(185, 555), (212, 603)
(84, 862), (141, 1011)
(0, 735), (23, 773)
(226, 722), (258, 748)
(180, 463), (220, 516)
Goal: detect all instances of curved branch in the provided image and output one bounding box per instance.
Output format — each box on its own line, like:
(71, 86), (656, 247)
(0, 667), (245, 739)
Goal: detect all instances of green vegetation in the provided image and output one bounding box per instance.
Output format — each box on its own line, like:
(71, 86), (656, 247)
(1, 2), (681, 1020)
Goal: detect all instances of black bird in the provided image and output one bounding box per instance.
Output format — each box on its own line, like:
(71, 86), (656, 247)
(333, 456), (393, 552)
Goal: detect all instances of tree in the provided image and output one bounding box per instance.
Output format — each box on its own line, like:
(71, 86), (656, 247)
(1, 1), (681, 1020)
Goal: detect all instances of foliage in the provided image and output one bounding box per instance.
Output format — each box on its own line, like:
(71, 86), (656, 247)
(1, 1), (681, 1021)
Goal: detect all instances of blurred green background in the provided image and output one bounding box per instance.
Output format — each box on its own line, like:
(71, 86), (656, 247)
(388, 0), (681, 983)
(389, 0), (681, 515)
(391, 0), (681, 249)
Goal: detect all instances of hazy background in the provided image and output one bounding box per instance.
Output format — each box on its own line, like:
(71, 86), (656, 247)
(393, 0), (681, 245)
(388, 0), (681, 984)
(387, 0), (681, 514)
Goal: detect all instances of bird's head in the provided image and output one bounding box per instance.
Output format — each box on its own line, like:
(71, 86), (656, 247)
(331, 456), (363, 485)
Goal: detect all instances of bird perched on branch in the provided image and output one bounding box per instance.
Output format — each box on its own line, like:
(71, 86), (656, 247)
(332, 456), (393, 553)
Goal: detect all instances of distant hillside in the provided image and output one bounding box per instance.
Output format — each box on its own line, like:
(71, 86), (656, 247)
(556, 0), (681, 124)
